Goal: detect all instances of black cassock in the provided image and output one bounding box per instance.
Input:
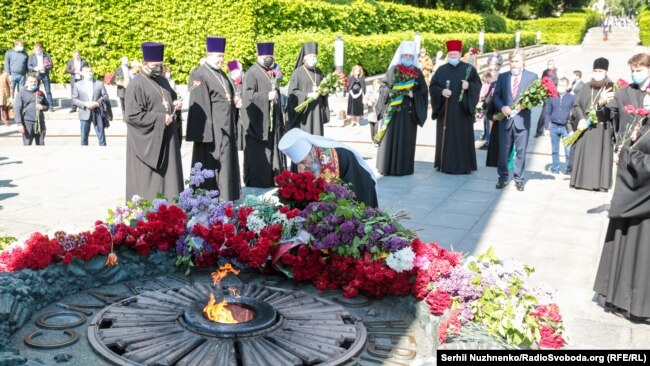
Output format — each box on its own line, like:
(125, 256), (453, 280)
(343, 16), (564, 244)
(375, 65), (428, 176)
(336, 148), (378, 208)
(125, 73), (183, 201)
(186, 64), (241, 202)
(570, 80), (615, 191)
(235, 82), (245, 151)
(430, 62), (481, 174)
(242, 63), (287, 188)
(593, 124), (650, 319)
(287, 65), (330, 136)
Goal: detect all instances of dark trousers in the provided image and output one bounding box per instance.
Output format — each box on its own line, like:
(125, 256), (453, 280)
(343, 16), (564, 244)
(120, 97), (125, 116)
(70, 80), (77, 111)
(10, 73), (25, 96)
(534, 103), (546, 136)
(22, 122), (45, 145)
(498, 124), (529, 183)
(37, 74), (54, 108)
(80, 119), (106, 146)
(369, 121), (377, 142)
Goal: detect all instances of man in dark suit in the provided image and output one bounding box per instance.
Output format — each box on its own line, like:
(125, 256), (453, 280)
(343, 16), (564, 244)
(27, 42), (54, 109)
(66, 50), (88, 112)
(72, 66), (111, 146)
(493, 49), (538, 191)
(114, 56), (131, 116)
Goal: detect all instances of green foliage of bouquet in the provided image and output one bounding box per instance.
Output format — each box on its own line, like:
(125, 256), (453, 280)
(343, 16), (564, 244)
(294, 72), (344, 113)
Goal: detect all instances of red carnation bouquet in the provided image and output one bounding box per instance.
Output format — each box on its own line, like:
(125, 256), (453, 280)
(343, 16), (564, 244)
(494, 76), (557, 121)
(274, 170), (326, 209)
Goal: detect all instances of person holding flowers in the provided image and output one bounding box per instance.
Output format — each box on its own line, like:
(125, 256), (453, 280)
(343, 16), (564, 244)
(14, 73), (48, 145)
(125, 42), (183, 201)
(430, 40), (481, 175)
(542, 77), (575, 175)
(593, 53), (650, 321)
(242, 42), (287, 188)
(186, 36), (241, 202)
(569, 57), (615, 191)
(493, 49), (538, 191)
(279, 128), (378, 207)
(375, 40), (427, 176)
(287, 42), (329, 136)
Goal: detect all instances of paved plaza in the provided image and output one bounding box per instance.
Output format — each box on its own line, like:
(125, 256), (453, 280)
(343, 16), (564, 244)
(1, 26), (649, 350)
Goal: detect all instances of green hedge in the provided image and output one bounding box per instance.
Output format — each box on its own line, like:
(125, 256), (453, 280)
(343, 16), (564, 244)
(640, 10), (650, 45)
(518, 9), (600, 45)
(272, 31), (537, 85)
(0, 0), (590, 84)
(253, 0), (509, 36)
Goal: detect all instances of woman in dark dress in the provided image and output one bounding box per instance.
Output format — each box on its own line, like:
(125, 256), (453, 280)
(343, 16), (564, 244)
(570, 58), (615, 191)
(593, 53), (650, 320)
(347, 64), (365, 126)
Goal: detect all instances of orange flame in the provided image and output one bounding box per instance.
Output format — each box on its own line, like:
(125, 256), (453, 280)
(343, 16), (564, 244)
(203, 293), (238, 324)
(211, 263), (240, 285)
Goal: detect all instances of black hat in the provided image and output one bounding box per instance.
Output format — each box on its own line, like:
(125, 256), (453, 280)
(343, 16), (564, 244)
(593, 57), (609, 71)
(141, 42), (164, 62)
(257, 42), (274, 56)
(293, 42), (318, 70)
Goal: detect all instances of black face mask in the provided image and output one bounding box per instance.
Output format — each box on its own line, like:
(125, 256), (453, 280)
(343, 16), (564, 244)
(149, 65), (164, 76)
(262, 56), (274, 68)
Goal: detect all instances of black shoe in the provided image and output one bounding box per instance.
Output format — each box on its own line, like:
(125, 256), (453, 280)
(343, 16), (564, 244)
(69, 109), (77, 113)
(516, 182), (525, 191)
(496, 181), (508, 189)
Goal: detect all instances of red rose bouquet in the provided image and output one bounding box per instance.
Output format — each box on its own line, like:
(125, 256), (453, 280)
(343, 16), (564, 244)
(274, 170), (326, 209)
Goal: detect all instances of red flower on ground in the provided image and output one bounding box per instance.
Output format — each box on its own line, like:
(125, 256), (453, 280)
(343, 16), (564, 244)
(426, 289), (452, 315)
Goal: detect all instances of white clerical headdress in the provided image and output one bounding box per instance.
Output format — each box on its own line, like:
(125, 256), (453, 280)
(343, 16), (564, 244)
(388, 40), (419, 70)
(278, 129), (376, 183)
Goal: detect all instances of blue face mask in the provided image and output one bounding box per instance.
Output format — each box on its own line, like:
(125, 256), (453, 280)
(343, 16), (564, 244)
(447, 57), (460, 66)
(400, 57), (413, 67)
(27, 85), (37, 92)
(631, 69), (649, 85)
(305, 57), (317, 68)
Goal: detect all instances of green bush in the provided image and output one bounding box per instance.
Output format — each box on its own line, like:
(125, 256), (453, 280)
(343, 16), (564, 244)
(0, 0), (589, 83)
(518, 9), (600, 45)
(272, 31), (537, 85)
(640, 10), (650, 45)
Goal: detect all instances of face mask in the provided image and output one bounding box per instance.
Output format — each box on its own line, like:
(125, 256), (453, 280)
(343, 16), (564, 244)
(35, 50), (42, 55)
(262, 56), (274, 68)
(165, 72), (171, 78)
(557, 87), (567, 94)
(447, 57), (459, 66)
(122, 62), (129, 67)
(631, 69), (649, 85)
(150, 65), (164, 76)
(400, 57), (413, 67)
(305, 57), (317, 68)
(592, 73), (605, 81)
(15, 46), (23, 52)
(27, 85), (37, 92)
(85, 73), (94, 80)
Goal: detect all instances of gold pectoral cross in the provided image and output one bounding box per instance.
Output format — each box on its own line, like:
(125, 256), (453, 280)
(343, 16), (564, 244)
(226, 93), (232, 102)
(162, 98), (169, 111)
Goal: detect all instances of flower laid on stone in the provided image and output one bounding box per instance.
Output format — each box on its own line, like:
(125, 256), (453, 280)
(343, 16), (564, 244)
(104, 252), (118, 267)
(428, 247), (566, 349)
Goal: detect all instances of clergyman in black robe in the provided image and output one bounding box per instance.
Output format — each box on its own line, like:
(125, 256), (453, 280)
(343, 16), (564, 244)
(375, 41), (428, 176)
(279, 128), (378, 207)
(431, 40), (481, 174)
(242, 43), (287, 188)
(125, 42), (183, 201)
(226, 60), (245, 151)
(186, 36), (241, 202)
(570, 58), (615, 191)
(287, 42), (330, 136)
(593, 123), (650, 320)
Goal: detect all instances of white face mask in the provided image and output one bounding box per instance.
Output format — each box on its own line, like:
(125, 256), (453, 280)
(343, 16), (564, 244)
(15, 46), (23, 52)
(557, 86), (567, 94)
(592, 72), (606, 81)
(164, 72), (171, 78)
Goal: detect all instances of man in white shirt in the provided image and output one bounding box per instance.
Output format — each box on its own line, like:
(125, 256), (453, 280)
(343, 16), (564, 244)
(66, 51), (88, 112)
(72, 66), (110, 146)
